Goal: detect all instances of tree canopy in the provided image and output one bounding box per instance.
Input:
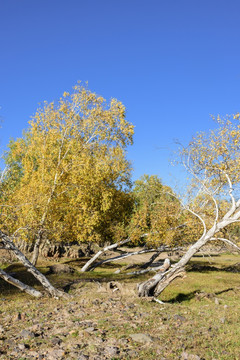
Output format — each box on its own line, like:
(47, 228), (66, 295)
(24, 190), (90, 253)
(129, 174), (183, 246)
(1, 84), (134, 245)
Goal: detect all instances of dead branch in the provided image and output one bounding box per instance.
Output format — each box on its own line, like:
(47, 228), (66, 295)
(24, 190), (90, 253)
(210, 237), (240, 252)
(0, 268), (42, 298)
(80, 238), (131, 272)
(89, 248), (157, 271)
(0, 230), (68, 298)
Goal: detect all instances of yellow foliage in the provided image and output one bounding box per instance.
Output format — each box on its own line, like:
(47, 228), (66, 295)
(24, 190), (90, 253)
(129, 175), (184, 247)
(1, 84), (134, 245)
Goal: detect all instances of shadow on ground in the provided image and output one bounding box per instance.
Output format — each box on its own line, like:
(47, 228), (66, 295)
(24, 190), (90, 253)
(166, 290), (200, 303)
(188, 262), (240, 273)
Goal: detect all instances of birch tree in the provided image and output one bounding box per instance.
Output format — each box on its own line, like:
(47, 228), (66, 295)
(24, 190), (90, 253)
(2, 84), (134, 264)
(0, 169), (67, 298)
(138, 114), (240, 297)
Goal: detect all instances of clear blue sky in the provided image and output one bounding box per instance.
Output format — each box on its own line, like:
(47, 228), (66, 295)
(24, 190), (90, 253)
(1, 0), (240, 187)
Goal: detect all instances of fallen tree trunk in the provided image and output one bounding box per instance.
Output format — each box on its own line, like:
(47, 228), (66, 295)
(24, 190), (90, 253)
(138, 258), (172, 296)
(88, 244), (181, 272)
(0, 268), (42, 298)
(138, 218), (232, 297)
(0, 231), (67, 298)
(89, 248), (157, 271)
(81, 233), (157, 272)
(138, 246), (182, 270)
(139, 250), (162, 269)
(80, 238), (131, 272)
(127, 260), (175, 275)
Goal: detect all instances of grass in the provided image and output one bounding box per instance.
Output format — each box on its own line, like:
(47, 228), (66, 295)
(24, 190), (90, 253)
(0, 252), (240, 359)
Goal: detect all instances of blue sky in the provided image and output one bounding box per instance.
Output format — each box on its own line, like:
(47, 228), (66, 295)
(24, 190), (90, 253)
(1, 0), (240, 187)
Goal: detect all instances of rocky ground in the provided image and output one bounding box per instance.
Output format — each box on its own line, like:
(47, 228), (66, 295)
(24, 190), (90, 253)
(1, 253), (240, 359)
(0, 284), (210, 360)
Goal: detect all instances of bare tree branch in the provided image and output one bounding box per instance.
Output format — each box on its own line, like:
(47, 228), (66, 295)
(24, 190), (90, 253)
(89, 248), (157, 271)
(165, 190), (207, 241)
(0, 268), (42, 298)
(210, 237), (240, 252)
(80, 238), (131, 272)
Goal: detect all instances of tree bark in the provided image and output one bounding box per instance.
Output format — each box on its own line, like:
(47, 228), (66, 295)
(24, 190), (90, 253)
(89, 248), (157, 271)
(138, 220), (230, 297)
(0, 268), (42, 298)
(80, 238), (131, 272)
(0, 231), (68, 298)
(31, 234), (42, 266)
(138, 258), (171, 296)
(140, 250), (162, 269)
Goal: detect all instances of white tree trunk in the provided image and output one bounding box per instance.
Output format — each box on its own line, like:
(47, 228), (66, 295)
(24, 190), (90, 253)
(89, 245), (181, 272)
(80, 238), (131, 272)
(0, 231), (68, 298)
(138, 219), (232, 297)
(31, 236), (41, 266)
(0, 268), (42, 298)
(89, 248), (157, 271)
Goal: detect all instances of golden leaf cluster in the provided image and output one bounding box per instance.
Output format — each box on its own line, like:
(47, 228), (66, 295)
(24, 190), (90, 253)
(1, 84), (134, 245)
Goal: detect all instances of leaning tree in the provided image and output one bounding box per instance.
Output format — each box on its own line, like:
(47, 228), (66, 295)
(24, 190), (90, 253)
(138, 114), (240, 297)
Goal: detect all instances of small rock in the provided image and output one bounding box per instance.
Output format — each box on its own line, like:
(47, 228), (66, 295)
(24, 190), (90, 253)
(18, 343), (30, 350)
(77, 353), (89, 360)
(51, 337), (62, 346)
(181, 352), (201, 360)
(104, 346), (120, 356)
(174, 314), (187, 322)
(0, 325), (4, 333)
(220, 317), (225, 324)
(129, 333), (153, 344)
(85, 327), (96, 333)
(214, 298), (219, 305)
(49, 264), (74, 274)
(48, 349), (65, 359)
(19, 329), (35, 339)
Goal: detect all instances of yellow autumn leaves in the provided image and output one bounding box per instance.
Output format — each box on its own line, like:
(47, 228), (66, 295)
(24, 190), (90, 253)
(1, 84), (133, 245)
(1, 86), (240, 251)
